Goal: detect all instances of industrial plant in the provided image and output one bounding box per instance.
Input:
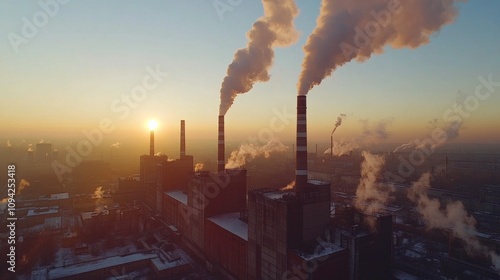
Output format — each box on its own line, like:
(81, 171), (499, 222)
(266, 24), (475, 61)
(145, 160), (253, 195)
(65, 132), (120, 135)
(2, 0), (500, 279)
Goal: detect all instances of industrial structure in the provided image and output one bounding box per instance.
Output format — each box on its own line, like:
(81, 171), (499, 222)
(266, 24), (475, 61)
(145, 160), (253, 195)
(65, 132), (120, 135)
(155, 96), (393, 279)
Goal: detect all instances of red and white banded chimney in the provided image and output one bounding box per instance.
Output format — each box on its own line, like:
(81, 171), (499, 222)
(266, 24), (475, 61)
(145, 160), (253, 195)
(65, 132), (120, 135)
(180, 120), (186, 158)
(218, 115), (225, 173)
(296, 95), (308, 191)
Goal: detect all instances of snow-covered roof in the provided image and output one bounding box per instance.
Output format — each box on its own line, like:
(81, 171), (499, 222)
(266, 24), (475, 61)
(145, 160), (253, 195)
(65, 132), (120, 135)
(44, 216), (62, 231)
(48, 253), (157, 279)
(165, 191), (187, 205)
(27, 206), (59, 217)
(207, 212), (248, 241)
(308, 179), (330, 186)
(295, 243), (344, 261)
(263, 191), (287, 200)
(49, 193), (69, 200)
(150, 249), (189, 271)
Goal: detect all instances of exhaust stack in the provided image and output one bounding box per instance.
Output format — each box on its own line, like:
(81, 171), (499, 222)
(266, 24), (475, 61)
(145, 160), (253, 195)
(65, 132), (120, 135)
(150, 130), (154, 157)
(296, 95), (307, 192)
(180, 120), (186, 158)
(218, 115), (225, 173)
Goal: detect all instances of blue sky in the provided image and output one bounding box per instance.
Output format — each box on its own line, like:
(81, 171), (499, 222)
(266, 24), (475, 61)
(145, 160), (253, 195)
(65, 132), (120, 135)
(1, 0), (499, 148)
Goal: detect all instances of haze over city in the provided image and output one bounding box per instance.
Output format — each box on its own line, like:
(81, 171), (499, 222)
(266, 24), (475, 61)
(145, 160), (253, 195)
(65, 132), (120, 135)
(2, 0), (500, 148)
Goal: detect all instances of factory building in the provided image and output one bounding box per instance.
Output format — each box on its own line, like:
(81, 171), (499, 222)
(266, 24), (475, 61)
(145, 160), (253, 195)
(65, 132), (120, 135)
(35, 142), (53, 162)
(142, 120), (193, 213)
(156, 98), (393, 279)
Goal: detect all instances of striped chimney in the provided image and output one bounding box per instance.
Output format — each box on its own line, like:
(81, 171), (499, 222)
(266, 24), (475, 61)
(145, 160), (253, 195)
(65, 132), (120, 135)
(180, 120), (186, 158)
(296, 95), (308, 191)
(218, 115), (225, 173)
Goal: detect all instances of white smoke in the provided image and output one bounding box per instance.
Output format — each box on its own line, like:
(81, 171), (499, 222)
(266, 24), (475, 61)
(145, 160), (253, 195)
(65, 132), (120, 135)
(194, 162), (204, 172)
(324, 139), (359, 157)
(298, 0), (463, 95)
(18, 179), (30, 195)
(408, 173), (500, 271)
(325, 118), (393, 156)
(393, 93), (467, 153)
(6, 140), (12, 148)
(354, 151), (394, 219)
(280, 181), (295, 191)
(92, 186), (106, 213)
(331, 114), (346, 135)
(219, 0), (300, 115)
(110, 142), (120, 149)
(225, 137), (288, 169)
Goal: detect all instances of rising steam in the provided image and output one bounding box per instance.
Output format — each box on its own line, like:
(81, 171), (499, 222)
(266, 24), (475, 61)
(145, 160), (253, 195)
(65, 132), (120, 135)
(18, 179), (30, 195)
(325, 118), (393, 156)
(280, 181), (295, 191)
(219, 0), (300, 115)
(408, 173), (500, 271)
(324, 139), (359, 157)
(331, 114), (346, 135)
(354, 151), (394, 217)
(225, 137), (288, 169)
(194, 162), (205, 172)
(298, 0), (463, 95)
(393, 94), (466, 153)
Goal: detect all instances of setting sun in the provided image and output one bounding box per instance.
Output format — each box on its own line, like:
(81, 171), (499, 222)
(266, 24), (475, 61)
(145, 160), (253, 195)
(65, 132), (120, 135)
(148, 119), (158, 131)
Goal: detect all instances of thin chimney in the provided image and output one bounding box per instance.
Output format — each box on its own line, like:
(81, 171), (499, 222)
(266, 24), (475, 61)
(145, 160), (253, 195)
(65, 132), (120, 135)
(180, 120), (186, 158)
(218, 115), (225, 173)
(296, 95), (307, 191)
(150, 130), (154, 157)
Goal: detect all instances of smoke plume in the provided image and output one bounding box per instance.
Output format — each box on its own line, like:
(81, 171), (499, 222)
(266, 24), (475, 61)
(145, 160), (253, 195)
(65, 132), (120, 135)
(280, 181), (295, 191)
(219, 0), (300, 115)
(298, 0), (463, 95)
(393, 141), (414, 153)
(331, 114), (346, 135)
(18, 179), (30, 195)
(225, 137), (288, 169)
(27, 144), (33, 152)
(91, 186), (105, 210)
(325, 118), (393, 156)
(324, 139), (359, 157)
(39, 139), (45, 144)
(361, 118), (394, 140)
(354, 151), (394, 217)
(408, 173), (500, 271)
(6, 140), (11, 148)
(194, 162), (204, 172)
(110, 142), (120, 149)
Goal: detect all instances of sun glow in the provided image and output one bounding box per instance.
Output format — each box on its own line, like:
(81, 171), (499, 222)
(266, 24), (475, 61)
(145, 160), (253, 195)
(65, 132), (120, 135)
(148, 119), (158, 131)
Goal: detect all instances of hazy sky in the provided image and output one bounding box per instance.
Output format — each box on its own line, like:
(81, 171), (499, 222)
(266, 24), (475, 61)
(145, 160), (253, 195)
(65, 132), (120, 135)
(1, 0), (500, 152)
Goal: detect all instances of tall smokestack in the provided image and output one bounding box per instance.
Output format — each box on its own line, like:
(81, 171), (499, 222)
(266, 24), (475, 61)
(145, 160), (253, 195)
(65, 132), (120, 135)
(296, 95), (307, 191)
(218, 115), (225, 173)
(180, 120), (186, 158)
(150, 130), (154, 157)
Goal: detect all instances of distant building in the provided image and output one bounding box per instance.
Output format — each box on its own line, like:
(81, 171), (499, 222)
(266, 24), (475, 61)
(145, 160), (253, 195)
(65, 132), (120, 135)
(140, 154), (168, 211)
(35, 143), (52, 162)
